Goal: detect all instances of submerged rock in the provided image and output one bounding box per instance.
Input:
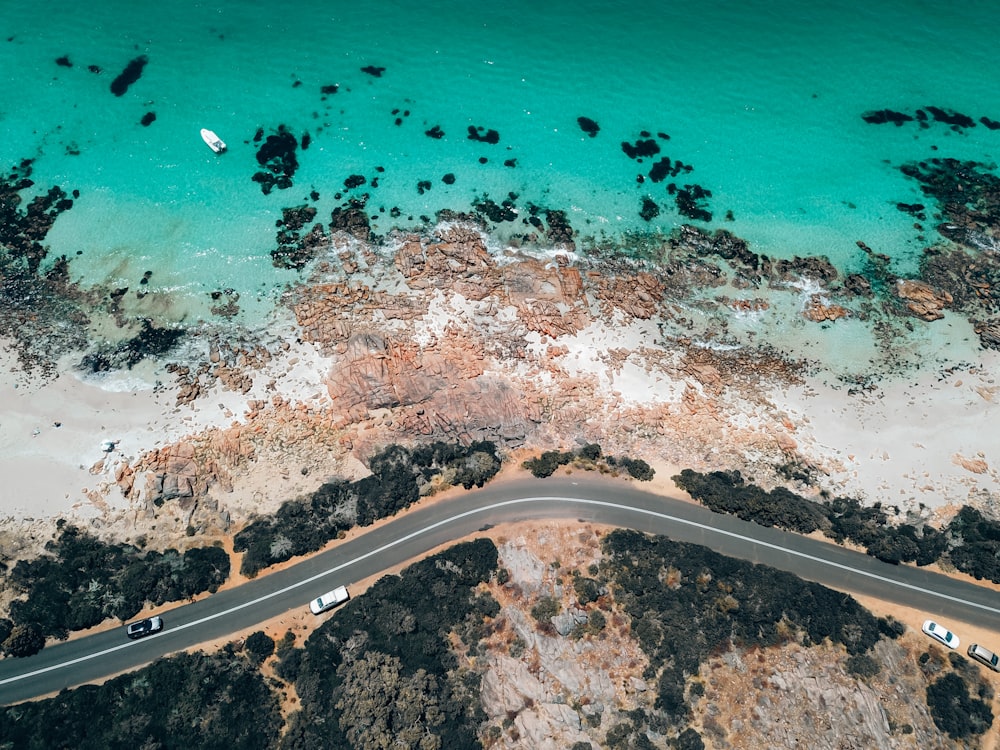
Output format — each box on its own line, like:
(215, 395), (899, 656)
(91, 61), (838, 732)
(110, 55), (148, 96)
(577, 116), (600, 137)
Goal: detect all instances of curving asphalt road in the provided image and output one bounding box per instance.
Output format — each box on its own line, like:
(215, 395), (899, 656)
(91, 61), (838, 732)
(2, 475), (999, 705)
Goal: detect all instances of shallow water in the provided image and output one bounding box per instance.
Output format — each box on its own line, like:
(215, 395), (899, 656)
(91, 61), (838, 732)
(2, 0), (1000, 327)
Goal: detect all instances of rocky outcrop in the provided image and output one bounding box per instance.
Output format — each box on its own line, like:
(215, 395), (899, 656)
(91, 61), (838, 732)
(695, 638), (959, 750)
(974, 318), (1000, 349)
(895, 279), (953, 320)
(802, 294), (850, 322)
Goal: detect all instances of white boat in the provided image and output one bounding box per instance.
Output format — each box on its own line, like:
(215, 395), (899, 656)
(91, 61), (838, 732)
(200, 128), (226, 153)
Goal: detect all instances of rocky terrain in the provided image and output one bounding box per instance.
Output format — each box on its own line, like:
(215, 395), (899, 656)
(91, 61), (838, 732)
(462, 523), (989, 750)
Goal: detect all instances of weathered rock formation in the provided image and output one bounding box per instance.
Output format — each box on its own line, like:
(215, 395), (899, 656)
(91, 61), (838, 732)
(895, 279), (953, 321)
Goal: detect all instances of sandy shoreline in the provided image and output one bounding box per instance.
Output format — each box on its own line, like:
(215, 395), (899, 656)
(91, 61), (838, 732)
(2, 314), (998, 530)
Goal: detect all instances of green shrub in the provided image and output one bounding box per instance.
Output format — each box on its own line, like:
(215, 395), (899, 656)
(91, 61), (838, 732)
(573, 576), (602, 605)
(530, 596), (561, 623)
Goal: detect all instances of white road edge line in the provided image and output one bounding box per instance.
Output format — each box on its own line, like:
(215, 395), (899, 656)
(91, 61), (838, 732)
(4, 495), (998, 688)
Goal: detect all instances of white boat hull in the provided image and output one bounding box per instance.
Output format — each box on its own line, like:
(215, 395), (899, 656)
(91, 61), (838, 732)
(200, 128), (226, 153)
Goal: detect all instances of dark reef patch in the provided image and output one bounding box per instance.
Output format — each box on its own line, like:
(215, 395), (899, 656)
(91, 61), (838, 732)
(503, 158), (517, 168)
(416, 180), (432, 195)
(640, 197), (660, 221)
(320, 83), (339, 97)
(648, 156), (691, 183)
(330, 199), (373, 241)
(467, 126), (500, 144)
(473, 195), (518, 223)
(862, 109), (913, 126)
(140, 111), (156, 127)
(0, 160), (89, 376)
(252, 126), (299, 195)
(925, 106), (975, 129)
(674, 184), (713, 222)
(79, 319), (184, 372)
(621, 138), (660, 160)
(361, 65), (386, 77)
(441, 173), (456, 184)
(425, 125), (445, 139)
(862, 106), (993, 132)
(55, 55), (72, 68)
(271, 204), (326, 270)
(577, 116), (600, 137)
(110, 55), (148, 96)
(343, 174), (366, 190)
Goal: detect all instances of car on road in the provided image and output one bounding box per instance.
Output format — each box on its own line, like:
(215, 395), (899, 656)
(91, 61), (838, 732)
(126, 616), (163, 640)
(309, 585), (350, 614)
(967, 643), (1000, 672)
(922, 619), (959, 649)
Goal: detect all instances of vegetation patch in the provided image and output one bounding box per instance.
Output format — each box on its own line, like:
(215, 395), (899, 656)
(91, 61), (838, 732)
(1, 525), (229, 654)
(673, 469), (999, 579)
(0, 650), (281, 749)
(523, 443), (654, 481)
(234, 440), (501, 577)
(279, 538), (500, 750)
(599, 529), (887, 724)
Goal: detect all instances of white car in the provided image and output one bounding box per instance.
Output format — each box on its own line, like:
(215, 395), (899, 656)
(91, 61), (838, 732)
(309, 585), (350, 615)
(922, 619), (959, 649)
(126, 616), (163, 640)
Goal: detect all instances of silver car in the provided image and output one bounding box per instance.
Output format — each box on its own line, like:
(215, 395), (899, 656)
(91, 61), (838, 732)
(967, 643), (1000, 672)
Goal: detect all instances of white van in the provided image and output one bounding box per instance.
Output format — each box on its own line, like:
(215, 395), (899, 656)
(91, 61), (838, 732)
(309, 585), (350, 614)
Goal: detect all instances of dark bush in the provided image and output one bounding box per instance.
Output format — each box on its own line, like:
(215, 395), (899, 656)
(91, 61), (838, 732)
(0, 618), (12, 645)
(573, 576), (602, 605)
(926, 671), (994, 738)
(2, 622), (45, 657)
(286, 539), (498, 750)
(601, 529), (884, 722)
(620, 457), (655, 481)
(673, 728), (705, 750)
(579, 443), (602, 461)
(245, 630), (276, 664)
(673, 469), (985, 575)
(945, 506), (1000, 582)
(673, 469), (825, 534)
(845, 653), (881, 679)
(523, 450), (572, 478)
(877, 616), (905, 639)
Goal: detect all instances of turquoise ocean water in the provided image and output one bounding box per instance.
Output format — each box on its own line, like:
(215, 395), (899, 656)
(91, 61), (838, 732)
(3, 0), (1000, 325)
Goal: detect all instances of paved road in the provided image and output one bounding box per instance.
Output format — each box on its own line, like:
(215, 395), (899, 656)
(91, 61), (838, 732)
(2, 475), (999, 705)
